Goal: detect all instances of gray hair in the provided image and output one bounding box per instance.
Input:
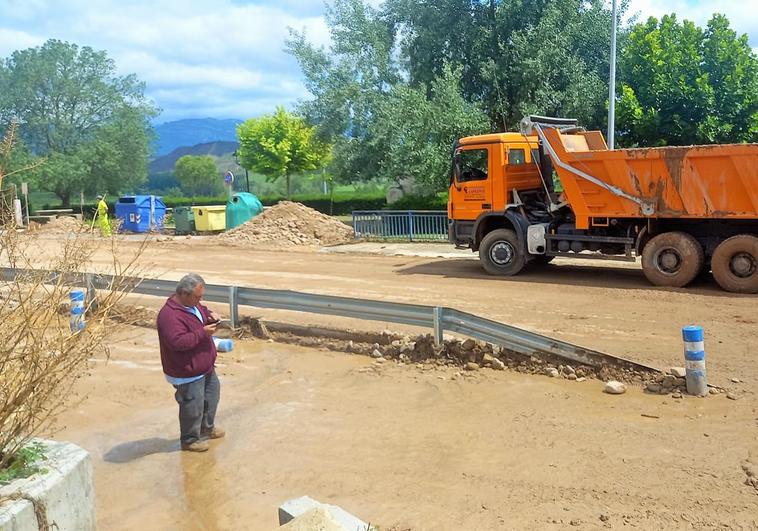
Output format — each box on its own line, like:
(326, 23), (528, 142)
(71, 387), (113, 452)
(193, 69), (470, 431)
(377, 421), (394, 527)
(176, 273), (205, 295)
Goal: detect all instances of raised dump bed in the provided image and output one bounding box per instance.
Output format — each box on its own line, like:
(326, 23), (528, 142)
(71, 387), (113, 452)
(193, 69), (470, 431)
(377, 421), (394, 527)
(539, 127), (758, 229)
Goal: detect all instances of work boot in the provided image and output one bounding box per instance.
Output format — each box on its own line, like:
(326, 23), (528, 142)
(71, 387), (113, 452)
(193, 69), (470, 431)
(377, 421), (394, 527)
(181, 440), (209, 452)
(201, 426), (226, 440)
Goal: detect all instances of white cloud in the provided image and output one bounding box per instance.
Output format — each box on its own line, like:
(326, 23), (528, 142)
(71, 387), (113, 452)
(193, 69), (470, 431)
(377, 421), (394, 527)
(0, 28), (44, 52)
(0, 0), (329, 122)
(627, 0), (758, 48)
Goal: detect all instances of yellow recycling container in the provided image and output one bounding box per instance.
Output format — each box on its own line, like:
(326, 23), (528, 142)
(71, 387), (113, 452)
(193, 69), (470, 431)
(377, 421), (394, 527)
(191, 205), (227, 232)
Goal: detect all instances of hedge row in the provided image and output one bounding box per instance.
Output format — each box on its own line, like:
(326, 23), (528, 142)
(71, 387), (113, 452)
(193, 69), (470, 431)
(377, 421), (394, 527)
(388, 194), (448, 210)
(159, 192), (388, 215)
(34, 192), (449, 217)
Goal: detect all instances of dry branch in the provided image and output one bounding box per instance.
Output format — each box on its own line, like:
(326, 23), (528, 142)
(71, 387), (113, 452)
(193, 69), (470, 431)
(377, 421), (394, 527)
(0, 222), (148, 469)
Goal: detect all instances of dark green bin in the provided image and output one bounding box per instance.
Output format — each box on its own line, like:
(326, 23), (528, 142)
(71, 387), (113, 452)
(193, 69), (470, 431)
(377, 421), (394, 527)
(174, 206), (196, 235)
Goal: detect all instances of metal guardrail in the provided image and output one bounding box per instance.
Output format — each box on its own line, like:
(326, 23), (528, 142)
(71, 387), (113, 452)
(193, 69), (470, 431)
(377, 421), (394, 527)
(0, 266), (658, 372)
(352, 210), (448, 242)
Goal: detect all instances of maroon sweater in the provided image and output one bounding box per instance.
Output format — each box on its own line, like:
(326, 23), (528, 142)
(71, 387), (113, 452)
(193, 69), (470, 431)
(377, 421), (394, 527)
(157, 295), (217, 378)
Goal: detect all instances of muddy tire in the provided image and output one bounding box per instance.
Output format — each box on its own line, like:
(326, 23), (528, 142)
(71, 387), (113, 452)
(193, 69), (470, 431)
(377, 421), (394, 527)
(641, 232), (704, 288)
(479, 229), (526, 276)
(711, 235), (758, 294)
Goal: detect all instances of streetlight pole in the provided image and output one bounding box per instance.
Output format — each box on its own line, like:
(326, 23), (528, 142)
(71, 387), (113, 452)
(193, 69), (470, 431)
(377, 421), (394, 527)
(607, 0), (618, 149)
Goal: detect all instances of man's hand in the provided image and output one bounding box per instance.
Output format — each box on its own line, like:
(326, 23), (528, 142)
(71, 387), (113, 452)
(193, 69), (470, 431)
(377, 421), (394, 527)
(203, 323), (218, 337)
(209, 311), (222, 323)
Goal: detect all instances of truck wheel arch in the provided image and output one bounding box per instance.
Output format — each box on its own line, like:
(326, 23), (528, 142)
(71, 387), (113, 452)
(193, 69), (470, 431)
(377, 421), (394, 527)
(635, 226), (651, 256)
(473, 210), (529, 252)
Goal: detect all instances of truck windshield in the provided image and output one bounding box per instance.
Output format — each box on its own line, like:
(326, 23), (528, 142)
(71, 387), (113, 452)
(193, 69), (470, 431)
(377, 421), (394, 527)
(456, 149), (488, 182)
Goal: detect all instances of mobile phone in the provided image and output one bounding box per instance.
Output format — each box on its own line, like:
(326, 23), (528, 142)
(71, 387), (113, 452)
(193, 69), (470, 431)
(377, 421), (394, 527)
(212, 319), (233, 328)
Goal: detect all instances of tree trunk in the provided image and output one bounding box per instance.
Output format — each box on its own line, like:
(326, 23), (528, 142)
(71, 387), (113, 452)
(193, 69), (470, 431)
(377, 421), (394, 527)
(60, 192), (71, 209)
(286, 173), (291, 200)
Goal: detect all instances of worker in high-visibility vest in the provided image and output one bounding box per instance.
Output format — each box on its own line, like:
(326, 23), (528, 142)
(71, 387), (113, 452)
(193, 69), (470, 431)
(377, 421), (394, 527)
(96, 194), (112, 236)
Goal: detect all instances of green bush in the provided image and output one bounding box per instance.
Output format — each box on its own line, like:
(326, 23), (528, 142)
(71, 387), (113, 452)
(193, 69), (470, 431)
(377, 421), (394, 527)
(386, 193), (448, 211)
(157, 192), (387, 215)
(0, 441), (47, 485)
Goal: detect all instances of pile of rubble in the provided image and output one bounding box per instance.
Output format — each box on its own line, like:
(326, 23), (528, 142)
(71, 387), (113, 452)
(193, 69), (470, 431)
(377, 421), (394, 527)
(645, 368), (725, 397)
(237, 317), (654, 384)
(110, 304), (657, 385)
(109, 305), (158, 328)
(218, 201), (354, 247)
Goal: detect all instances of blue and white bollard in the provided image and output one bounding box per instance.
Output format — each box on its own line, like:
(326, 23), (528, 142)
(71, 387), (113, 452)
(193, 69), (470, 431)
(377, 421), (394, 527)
(682, 325), (707, 396)
(69, 289), (86, 332)
(213, 336), (234, 352)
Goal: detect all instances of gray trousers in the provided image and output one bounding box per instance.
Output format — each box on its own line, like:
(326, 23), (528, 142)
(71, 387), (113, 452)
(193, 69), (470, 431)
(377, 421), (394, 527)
(173, 370), (220, 445)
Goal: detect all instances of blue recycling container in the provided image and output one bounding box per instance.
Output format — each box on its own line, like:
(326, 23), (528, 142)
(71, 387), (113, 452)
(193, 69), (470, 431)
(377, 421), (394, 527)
(115, 195), (167, 233)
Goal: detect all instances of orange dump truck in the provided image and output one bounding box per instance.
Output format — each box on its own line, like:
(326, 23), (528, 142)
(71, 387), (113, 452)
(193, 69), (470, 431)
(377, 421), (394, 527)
(448, 116), (758, 293)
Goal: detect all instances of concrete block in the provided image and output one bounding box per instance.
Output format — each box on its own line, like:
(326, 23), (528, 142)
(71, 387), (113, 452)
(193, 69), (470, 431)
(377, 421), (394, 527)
(279, 495), (370, 530)
(0, 439), (95, 531)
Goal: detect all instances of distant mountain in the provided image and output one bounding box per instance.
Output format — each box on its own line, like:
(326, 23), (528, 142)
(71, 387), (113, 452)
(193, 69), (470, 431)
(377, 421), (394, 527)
(153, 118), (242, 156)
(150, 141), (240, 173)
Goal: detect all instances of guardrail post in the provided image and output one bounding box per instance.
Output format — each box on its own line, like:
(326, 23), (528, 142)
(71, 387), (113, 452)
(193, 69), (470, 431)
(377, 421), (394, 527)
(408, 211), (414, 242)
(433, 306), (444, 346)
(229, 286), (239, 327)
(682, 325), (707, 396)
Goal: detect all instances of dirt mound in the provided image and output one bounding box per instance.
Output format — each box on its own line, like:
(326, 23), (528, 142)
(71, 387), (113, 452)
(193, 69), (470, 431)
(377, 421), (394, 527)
(37, 216), (88, 233)
(219, 201), (354, 247)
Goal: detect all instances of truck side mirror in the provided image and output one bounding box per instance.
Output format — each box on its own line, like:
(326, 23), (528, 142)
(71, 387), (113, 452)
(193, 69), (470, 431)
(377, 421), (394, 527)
(451, 152), (462, 189)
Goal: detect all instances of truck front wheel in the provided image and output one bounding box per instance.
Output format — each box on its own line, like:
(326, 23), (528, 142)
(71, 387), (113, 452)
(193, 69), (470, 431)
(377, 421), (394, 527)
(711, 234), (758, 294)
(479, 229), (526, 276)
(641, 231), (704, 288)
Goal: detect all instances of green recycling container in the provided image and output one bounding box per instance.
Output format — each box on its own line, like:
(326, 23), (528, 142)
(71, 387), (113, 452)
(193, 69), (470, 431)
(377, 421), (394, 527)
(226, 192), (263, 230)
(174, 206), (195, 235)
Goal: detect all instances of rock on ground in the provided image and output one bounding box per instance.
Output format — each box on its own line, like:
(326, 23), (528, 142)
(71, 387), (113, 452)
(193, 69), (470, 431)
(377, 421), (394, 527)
(604, 381), (627, 395)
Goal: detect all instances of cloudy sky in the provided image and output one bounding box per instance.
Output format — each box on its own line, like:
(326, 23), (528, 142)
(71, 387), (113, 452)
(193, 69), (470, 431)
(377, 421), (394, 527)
(0, 0), (755, 124)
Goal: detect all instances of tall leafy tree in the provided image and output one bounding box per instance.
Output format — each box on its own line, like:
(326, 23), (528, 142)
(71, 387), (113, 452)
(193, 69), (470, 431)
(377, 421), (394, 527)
(0, 39), (157, 206)
(359, 66), (489, 190)
(288, 0), (489, 190)
(288, 0), (622, 191)
(236, 106), (330, 199)
(617, 14), (758, 146)
(174, 155), (222, 197)
(386, 0), (622, 129)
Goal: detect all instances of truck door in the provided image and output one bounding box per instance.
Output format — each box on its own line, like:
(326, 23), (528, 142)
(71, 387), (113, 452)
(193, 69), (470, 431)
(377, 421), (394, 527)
(450, 145), (493, 220)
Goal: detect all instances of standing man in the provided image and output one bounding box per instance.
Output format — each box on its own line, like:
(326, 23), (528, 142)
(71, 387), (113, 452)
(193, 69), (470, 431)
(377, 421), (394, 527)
(157, 273), (226, 452)
(95, 194), (112, 236)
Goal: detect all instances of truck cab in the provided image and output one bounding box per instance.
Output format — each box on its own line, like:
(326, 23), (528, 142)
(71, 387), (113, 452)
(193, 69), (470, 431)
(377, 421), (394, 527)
(449, 131), (556, 275)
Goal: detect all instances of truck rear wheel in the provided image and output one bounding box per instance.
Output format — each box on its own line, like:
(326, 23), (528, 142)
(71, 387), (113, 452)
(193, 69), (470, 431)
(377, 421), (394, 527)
(641, 232), (704, 288)
(711, 235), (758, 294)
(479, 229), (526, 276)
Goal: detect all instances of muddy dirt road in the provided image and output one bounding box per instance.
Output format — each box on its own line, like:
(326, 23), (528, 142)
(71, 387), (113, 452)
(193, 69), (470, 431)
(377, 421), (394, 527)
(31, 235), (758, 387)
(56, 327), (758, 531)
(15, 233), (758, 528)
